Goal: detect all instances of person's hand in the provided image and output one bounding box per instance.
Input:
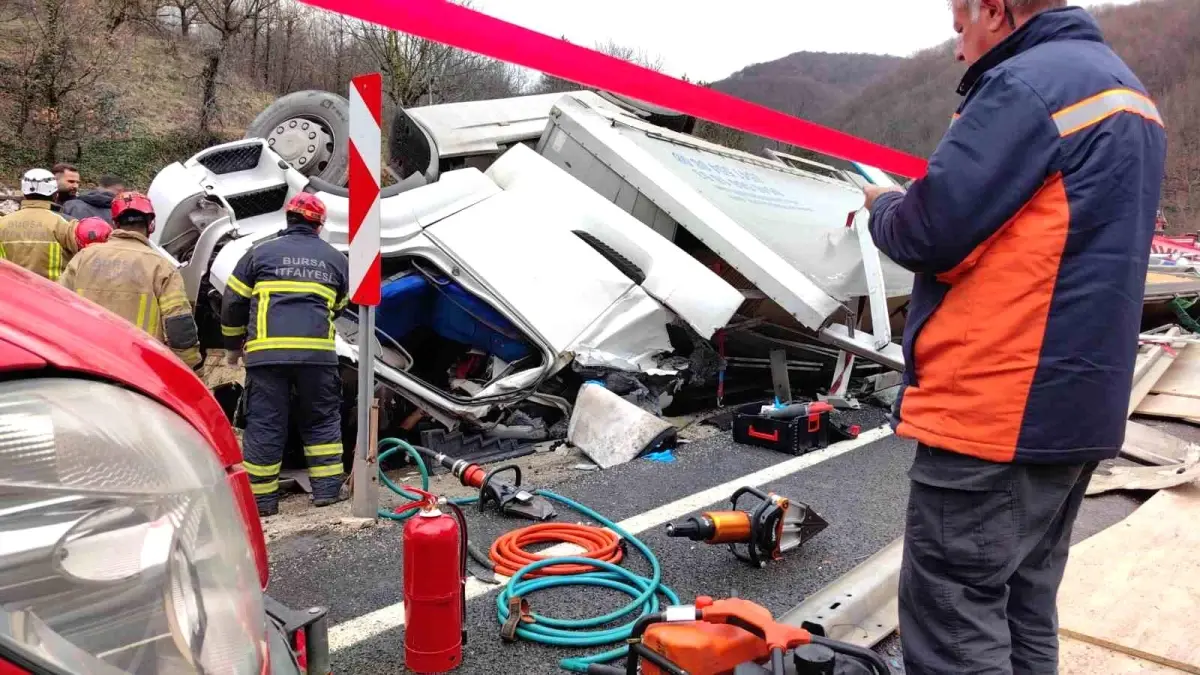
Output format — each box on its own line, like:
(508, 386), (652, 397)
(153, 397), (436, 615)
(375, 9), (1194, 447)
(863, 185), (905, 211)
(225, 349), (243, 366)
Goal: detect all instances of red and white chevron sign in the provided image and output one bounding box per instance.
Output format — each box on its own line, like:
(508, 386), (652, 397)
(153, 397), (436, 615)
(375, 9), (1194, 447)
(349, 72), (382, 306)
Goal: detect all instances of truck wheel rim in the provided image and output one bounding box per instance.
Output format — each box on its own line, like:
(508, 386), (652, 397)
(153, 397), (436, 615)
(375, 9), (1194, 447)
(266, 116), (335, 175)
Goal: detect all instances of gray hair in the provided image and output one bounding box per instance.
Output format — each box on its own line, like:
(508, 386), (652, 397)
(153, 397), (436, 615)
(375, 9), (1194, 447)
(951, 0), (1067, 21)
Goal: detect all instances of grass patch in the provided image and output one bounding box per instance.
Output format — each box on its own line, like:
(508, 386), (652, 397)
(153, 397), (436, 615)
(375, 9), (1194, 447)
(0, 131), (242, 190)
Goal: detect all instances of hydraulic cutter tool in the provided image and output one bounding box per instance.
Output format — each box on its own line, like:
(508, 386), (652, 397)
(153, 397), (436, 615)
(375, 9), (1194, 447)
(665, 487), (827, 567)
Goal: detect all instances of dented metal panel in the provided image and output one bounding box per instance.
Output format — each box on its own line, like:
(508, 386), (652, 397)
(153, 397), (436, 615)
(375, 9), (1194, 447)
(540, 93), (916, 323)
(485, 144), (743, 339)
(540, 94), (843, 330)
(403, 92), (577, 159)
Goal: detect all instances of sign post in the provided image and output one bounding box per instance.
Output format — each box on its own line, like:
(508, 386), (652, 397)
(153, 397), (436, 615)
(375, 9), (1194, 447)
(348, 72), (383, 519)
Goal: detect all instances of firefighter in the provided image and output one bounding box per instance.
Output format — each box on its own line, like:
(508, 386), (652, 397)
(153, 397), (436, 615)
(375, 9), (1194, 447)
(0, 168), (81, 280)
(59, 192), (203, 370)
(74, 216), (113, 249)
(220, 192), (350, 516)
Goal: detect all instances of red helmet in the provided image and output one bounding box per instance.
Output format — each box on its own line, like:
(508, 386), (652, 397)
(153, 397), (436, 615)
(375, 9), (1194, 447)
(111, 191), (156, 233)
(285, 192), (326, 226)
(75, 217), (113, 249)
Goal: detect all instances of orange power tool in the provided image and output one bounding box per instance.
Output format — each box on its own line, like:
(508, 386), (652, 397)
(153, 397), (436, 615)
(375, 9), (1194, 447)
(665, 487), (828, 567)
(584, 597), (890, 675)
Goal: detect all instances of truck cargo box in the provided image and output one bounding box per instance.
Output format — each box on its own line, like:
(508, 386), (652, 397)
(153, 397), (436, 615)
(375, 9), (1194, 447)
(536, 92), (908, 369)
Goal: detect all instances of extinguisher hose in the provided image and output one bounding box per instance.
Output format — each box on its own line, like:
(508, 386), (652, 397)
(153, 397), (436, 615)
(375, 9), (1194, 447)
(497, 489), (680, 673)
(444, 500), (471, 646)
(375, 438), (479, 521)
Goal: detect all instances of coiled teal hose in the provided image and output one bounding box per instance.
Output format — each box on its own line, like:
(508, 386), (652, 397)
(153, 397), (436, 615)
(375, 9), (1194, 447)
(496, 490), (679, 672)
(378, 437), (678, 672)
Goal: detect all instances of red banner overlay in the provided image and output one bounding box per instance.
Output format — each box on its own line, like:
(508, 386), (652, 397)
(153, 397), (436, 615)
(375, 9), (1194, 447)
(298, 0), (928, 179)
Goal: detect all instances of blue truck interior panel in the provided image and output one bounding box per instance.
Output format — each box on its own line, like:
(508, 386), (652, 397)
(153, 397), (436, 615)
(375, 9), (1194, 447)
(376, 272), (533, 362)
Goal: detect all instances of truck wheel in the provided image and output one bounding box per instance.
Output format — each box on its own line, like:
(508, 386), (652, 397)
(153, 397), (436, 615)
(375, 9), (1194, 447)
(573, 231), (646, 285)
(246, 90), (351, 186)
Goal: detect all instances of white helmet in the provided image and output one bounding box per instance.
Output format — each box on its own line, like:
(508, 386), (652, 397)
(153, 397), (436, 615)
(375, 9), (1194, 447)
(21, 168), (57, 198)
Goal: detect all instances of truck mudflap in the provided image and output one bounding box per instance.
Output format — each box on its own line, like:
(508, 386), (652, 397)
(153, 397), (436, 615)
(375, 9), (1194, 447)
(264, 594), (331, 675)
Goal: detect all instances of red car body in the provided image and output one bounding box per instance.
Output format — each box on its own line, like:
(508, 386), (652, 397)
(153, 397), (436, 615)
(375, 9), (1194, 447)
(0, 260), (328, 674)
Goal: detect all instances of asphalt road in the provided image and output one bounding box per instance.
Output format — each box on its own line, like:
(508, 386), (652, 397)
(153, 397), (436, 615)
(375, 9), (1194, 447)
(264, 411), (1143, 675)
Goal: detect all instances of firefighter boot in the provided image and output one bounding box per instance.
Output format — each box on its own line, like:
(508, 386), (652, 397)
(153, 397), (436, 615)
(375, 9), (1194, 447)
(312, 478), (349, 508)
(257, 498), (280, 517)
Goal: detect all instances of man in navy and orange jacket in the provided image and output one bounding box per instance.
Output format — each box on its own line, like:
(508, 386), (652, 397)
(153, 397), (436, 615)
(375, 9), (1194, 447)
(864, 1), (1167, 673)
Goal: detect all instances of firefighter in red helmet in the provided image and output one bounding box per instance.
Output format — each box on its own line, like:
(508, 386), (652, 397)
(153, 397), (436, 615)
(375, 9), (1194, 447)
(220, 192), (350, 516)
(59, 192), (202, 369)
(74, 217), (113, 249)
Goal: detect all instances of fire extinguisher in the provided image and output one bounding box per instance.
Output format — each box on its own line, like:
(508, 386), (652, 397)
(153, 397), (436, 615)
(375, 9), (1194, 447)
(403, 490), (468, 673)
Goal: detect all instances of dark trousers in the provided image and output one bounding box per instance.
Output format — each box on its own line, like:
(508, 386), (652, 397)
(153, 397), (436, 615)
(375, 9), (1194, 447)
(243, 364), (344, 507)
(899, 444), (1096, 675)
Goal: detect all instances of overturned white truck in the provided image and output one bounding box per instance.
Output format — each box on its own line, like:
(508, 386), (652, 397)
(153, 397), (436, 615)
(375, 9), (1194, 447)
(147, 89), (911, 450)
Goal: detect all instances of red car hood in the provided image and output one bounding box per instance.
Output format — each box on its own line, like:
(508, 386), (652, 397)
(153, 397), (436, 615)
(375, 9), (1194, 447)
(0, 261), (244, 466)
(0, 261), (270, 589)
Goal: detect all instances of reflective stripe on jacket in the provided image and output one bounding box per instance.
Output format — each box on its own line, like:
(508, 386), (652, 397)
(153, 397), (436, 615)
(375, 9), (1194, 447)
(868, 7), (1168, 464)
(0, 200), (79, 281)
(220, 224), (350, 367)
(58, 230), (202, 368)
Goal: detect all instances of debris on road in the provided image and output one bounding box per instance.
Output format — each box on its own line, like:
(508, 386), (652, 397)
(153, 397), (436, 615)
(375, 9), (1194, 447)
(338, 517), (376, 530)
(1134, 336), (1200, 423)
(567, 381), (677, 469)
(1122, 420), (1198, 465)
(1088, 451), (1200, 495)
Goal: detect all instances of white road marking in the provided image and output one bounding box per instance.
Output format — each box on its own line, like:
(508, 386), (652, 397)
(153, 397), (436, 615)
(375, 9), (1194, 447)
(327, 424), (894, 651)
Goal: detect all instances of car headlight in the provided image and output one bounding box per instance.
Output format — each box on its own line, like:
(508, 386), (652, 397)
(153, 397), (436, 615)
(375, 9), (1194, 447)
(0, 378), (265, 674)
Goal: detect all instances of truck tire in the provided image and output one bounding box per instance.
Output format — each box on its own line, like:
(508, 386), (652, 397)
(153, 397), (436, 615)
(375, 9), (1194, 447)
(246, 90), (351, 186)
(573, 230), (646, 285)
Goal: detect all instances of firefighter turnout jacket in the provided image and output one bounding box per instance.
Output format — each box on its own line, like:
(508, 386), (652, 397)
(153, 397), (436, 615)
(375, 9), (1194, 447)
(0, 200), (79, 281)
(220, 224), (350, 365)
(59, 230), (202, 368)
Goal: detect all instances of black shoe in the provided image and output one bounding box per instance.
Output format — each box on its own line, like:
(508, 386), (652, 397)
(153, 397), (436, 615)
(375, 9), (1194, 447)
(258, 502), (279, 517)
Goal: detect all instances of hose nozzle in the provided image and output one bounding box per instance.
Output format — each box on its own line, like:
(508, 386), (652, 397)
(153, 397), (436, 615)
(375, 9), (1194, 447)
(665, 515), (716, 542)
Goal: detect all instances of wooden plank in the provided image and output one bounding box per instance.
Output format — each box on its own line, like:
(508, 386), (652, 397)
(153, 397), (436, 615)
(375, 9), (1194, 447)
(1131, 328), (1185, 416)
(1057, 485), (1200, 673)
(1061, 635), (1191, 674)
(1060, 636), (1190, 675)
(1152, 352), (1200, 399)
(1136, 393), (1200, 420)
(1123, 421), (1196, 465)
(1087, 455), (1200, 495)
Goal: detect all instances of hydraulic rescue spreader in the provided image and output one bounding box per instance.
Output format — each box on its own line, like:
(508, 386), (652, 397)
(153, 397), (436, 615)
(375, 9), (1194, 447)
(665, 487), (828, 567)
(416, 447), (557, 521)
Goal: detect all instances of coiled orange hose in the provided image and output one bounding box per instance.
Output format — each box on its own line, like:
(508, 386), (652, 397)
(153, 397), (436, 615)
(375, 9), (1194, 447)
(489, 523), (624, 577)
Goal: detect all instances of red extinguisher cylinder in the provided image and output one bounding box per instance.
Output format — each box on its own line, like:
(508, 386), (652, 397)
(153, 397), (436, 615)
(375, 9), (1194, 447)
(403, 506), (464, 673)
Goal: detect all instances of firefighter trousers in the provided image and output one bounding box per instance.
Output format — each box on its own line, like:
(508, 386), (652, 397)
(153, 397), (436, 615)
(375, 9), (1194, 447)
(242, 364), (344, 511)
